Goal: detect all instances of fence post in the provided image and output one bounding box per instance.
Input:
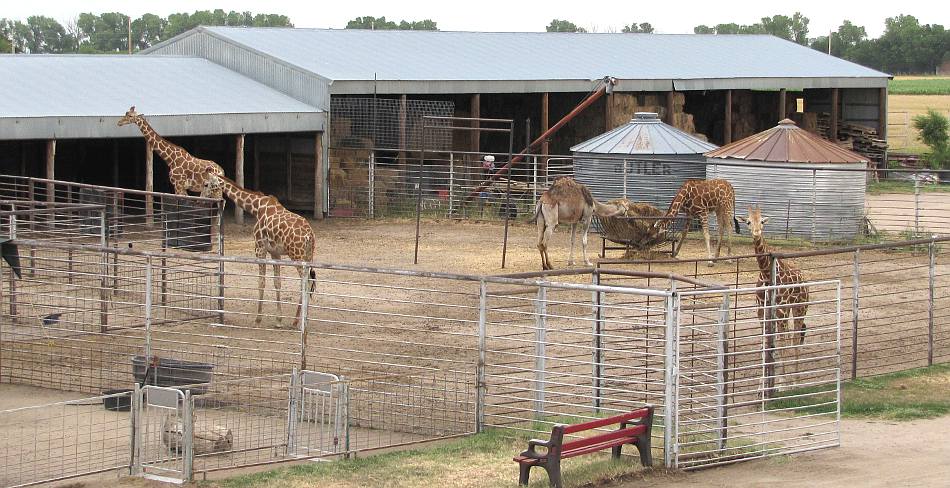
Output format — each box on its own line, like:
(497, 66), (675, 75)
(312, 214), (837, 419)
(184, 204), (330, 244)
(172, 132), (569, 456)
(144, 256), (153, 361)
(182, 390), (194, 482)
(286, 368), (299, 456)
(622, 160), (628, 199)
(475, 280), (487, 433)
(532, 155), (538, 207)
(716, 292), (730, 453)
(216, 202), (225, 325)
(534, 285), (547, 420)
(299, 264), (311, 371)
(449, 153), (455, 215)
(929, 240), (935, 366)
(663, 290), (679, 469)
(130, 382), (142, 475)
(7, 215), (16, 319)
(914, 178), (921, 238)
(99, 209), (109, 332)
(368, 153), (375, 219)
(851, 249), (860, 379)
(764, 258), (779, 398)
(591, 272), (604, 413)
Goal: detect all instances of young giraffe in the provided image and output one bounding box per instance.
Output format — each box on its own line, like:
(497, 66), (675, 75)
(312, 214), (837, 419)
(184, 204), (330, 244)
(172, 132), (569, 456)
(533, 177), (625, 270)
(653, 179), (740, 266)
(117, 106), (225, 199)
(201, 169), (316, 327)
(739, 206), (809, 348)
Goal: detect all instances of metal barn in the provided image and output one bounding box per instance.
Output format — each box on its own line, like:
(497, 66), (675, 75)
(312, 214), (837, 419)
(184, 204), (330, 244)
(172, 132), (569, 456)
(571, 112), (718, 208)
(706, 119), (869, 241)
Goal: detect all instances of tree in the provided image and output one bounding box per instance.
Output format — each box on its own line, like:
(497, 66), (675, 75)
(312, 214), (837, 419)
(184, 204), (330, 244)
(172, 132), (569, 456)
(622, 22), (654, 33)
(913, 109), (950, 169)
(25, 15), (75, 52)
(131, 13), (166, 50)
(546, 19), (586, 33)
(77, 12), (129, 52)
(694, 25), (714, 34)
(758, 12), (809, 44)
(810, 20), (868, 57)
(345, 16), (436, 30)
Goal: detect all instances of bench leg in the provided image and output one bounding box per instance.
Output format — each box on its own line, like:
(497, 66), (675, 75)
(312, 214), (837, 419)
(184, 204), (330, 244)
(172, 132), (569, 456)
(518, 463), (532, 486)
(545, 461), (563, 488)
(636, 433), (653, 467)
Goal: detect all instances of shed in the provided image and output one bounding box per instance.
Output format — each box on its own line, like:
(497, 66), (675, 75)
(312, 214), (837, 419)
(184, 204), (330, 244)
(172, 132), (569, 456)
(706, 119), (869, 241)
(571, 112), (718, 209)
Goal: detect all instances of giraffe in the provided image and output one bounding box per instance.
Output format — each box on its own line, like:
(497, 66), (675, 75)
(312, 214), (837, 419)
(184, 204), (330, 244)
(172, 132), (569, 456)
(533, 177), (625, 270)
(653, 179), (740, 266)
(117, 106), (225, 199)
(201, 169), (316, 327)
(739, 206), (809, 349)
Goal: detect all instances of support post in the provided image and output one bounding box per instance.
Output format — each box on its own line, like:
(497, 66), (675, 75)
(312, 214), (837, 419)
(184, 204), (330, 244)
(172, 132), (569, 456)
(929, 240), (935, 366)
(716, 293), (730, 452)
(314, 132), (325, 219)
(217, 203), (225, 325)
(851, 249), (860, 379)
(145, 142), (154, 228)
(112, 140), (120, 187)
(830, 88), (840, 141)
(470, 94), (481, 156)
(765, 258), (778, 397)
(45, 139), (56, 203)
(724, 90), (733, 144)
(7, 216), (17, 319)
(299, 264), (311, 371)
(591, 272), (604, 412)
(663, 291), (679, 468)
(285, 135), (294, 203)
(182, 390), (194, 482)
(368, 152), (376, 219)
(235, 134), (245, 225)
(144, 256), (153, 361)
(541, 92), (550, 179)
(778, 88), (787, 120)
(605, 90), (614, 131)
(449, 153), (455, 215)
(398, 94), (408, 170)
(878, 87), (888, 140)
(475, 280), (487, 433)
(99, 210), (109, 332)
(665, 91), (676, 126)
(914, 178), (921, 238)
(534, 285), (547, 420)
(253, 135), (261, 190)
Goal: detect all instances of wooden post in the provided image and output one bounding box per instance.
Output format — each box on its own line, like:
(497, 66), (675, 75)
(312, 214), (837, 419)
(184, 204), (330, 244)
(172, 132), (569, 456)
(19, 142), (27, 176)
(724, 90), (733, 144)
(398, 93), (407, 154)
(145, 142), (154, 227)
(470, 93), (481, 155)
(285, 135), (293, 202)
(830, 88), (840, 141)
(878, 87), (888, 139)
(314, 132), (324, 219)
(253, 135), (261, 190)
(605, 91), (614, 132)
(665, 91), (676, 126)
(112, 140), (120, 187)
(778, 88), (787, 121)
(45, 139), (56, 202)
(234, 134), (245, 225)
(541, 92), (550, 178)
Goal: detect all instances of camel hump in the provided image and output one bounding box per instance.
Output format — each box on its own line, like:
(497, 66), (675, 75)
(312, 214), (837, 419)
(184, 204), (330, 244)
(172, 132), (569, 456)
(548, 177), (593, 207)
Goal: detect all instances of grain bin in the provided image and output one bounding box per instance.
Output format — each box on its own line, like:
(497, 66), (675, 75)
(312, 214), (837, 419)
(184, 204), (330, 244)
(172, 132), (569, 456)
(706, 119), (869, 241)
(571, 112), (718, 209)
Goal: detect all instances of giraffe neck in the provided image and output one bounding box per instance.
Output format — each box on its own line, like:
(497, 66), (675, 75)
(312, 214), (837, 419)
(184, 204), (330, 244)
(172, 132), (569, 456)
(132, 117), (184, 167)
(752, 233), (774, 279)
(659, 190), (687, 229)
(217, 175), (273, 216)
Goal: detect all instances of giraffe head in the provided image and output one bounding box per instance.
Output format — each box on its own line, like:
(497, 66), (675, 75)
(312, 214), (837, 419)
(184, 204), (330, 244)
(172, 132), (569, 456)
(117, 106), (141, 127)
(199, 167), (225, 201)
(738, 206), (769, 238)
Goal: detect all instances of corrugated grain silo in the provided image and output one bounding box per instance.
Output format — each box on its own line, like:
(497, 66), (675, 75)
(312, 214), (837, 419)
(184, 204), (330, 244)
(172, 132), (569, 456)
(571, 112), (718, 209)
(706, 119), (869, 241)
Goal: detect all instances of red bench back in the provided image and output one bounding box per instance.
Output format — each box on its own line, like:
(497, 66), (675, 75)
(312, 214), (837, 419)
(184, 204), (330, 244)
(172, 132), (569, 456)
(561, 424), (647, 452)
(562, 407), (651, 435)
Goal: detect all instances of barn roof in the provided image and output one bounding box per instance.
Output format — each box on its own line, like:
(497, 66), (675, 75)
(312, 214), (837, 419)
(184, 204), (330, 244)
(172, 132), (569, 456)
(145, 27), (890, 94)
(571, 112), (718, 155)
(705, 119), (870, 164)
(0, 55), (324, 140)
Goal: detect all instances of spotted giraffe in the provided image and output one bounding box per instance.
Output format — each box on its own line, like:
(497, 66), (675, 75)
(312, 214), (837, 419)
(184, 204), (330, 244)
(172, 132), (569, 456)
(653, 179), (740, 266)
(739, 206), (809, 347)
(201, 169), (316, 327)
(118, 106), (225, 199)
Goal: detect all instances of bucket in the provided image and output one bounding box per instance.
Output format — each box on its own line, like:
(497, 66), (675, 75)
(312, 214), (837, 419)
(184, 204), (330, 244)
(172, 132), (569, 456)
(102, 389), (133, 411)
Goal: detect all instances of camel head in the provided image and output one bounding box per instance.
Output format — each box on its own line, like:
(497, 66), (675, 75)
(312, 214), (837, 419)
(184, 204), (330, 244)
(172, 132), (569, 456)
(117, 106), (141, 127)
(200, 167), (225, 201)
(594, 200), (626, 218)
(737, 206), (768, 238)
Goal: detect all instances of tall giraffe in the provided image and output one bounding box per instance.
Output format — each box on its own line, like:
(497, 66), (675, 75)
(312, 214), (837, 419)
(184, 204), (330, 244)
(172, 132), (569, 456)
(653, 179), (740, 266)
(118, 106), (225, 199)
(201, 169), (316, 327)
(739, 206), (809, 347)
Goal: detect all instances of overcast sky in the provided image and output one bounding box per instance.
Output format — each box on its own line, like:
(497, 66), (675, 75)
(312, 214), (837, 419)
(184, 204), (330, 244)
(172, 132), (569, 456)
(3, 0), (945, 38)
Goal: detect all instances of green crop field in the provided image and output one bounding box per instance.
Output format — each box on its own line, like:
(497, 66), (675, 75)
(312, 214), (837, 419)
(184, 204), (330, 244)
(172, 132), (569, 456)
(889, 77), (950, 95)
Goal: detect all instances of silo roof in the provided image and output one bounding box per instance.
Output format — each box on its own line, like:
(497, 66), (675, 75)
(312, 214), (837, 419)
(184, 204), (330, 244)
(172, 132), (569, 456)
(571, 112), (718, 155)
(705, 119), (869, 164)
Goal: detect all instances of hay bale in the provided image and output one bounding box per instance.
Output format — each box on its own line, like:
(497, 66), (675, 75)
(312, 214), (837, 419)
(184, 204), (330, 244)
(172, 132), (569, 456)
(599, 199), (671, 256)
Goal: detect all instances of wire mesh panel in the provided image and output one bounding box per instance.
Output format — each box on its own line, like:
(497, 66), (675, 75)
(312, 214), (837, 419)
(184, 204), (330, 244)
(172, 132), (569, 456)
(288, 371), (347, 458)
(135, 385), (190, 483)
(0, 391), (133, 487)
(330, 98), (454, 151)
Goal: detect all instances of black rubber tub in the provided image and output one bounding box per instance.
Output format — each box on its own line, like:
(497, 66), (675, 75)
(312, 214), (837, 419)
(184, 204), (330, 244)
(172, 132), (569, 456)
(102, 389), (133, 411)
(132, 356), (213, 394)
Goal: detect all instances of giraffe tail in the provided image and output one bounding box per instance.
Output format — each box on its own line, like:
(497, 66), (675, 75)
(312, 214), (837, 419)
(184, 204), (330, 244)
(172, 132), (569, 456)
(733, 217), (741, 234)
(308, 268), (317, 294)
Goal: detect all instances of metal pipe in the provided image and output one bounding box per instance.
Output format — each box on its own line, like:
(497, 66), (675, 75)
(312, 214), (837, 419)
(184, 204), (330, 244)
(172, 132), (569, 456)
(476, 280), (487, 433)
(501, 119), (516, 268)
(851, 249), (860, 379)
(929, 240), (935, 366)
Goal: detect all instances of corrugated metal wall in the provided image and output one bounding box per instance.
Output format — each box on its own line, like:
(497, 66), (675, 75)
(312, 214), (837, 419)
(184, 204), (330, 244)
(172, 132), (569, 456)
(708, 161), (866, 241)
(148, 31), (330, 111)
(574, 154), (707, 209)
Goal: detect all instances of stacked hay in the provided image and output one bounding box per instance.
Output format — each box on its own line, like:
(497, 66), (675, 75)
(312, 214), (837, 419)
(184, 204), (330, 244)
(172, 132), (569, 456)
(328, 146), (372, 210)
(599, 199), (671, 258)
(607, 93), (701, 137)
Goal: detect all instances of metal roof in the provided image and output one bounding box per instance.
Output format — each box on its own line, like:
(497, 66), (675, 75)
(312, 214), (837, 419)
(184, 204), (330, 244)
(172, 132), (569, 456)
(571, 112), (718, 155)
(705, 119), (869, 164)
(0, 55), (324, 140)
(149, 27), (891, 94)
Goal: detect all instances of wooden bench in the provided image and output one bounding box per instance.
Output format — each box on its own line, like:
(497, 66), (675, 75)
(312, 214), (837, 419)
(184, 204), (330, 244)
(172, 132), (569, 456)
(513, 406), (654, 488)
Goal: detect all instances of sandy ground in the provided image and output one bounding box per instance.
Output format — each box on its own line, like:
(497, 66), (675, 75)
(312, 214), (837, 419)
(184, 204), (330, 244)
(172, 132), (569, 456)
(866, 192), (950, 235)
(631, 416), (950, 488)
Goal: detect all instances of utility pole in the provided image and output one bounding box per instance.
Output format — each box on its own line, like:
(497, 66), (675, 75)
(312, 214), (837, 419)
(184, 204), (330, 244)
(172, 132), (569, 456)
(828, 29), (832, 55)
(128, 16), (132, 54)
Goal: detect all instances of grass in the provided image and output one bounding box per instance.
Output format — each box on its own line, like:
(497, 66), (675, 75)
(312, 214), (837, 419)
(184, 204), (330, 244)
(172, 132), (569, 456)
(769, 363), (950, 421)
(208, 427), (653, 488)
(889, 77), (950, 95)
(867, 180), (950, 194)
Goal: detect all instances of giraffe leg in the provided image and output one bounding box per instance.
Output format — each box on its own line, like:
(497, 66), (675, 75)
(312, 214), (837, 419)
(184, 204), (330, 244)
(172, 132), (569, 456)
(715, 211), (729, 260)
(272, 262), (283, 325)
(701, 218), (714, 266)
(292, 266), (306, 329)
(568, 223), (577, 266)
(254, 245), (267, 325)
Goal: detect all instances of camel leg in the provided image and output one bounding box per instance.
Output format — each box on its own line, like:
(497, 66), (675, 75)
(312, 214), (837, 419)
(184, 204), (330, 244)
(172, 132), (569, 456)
(701, 218), (714, 266)
(568, 223), (577, 266)
(536, 212), (548, 270)
(272, 262), (283, 325)
(581, 215), (593, 266)
(538, 205), (557, 270)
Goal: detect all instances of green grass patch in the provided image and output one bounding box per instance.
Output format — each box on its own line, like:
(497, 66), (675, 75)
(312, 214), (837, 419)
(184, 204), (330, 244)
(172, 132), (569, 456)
(867, 180), (950, 195)
(209, 427), (652, 488)
(889, 78), (950, 95)
(769, 363), (950, 421)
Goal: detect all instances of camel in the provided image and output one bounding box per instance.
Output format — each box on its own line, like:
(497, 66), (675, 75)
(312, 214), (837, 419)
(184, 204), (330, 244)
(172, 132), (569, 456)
(533, 177), (625, 270)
